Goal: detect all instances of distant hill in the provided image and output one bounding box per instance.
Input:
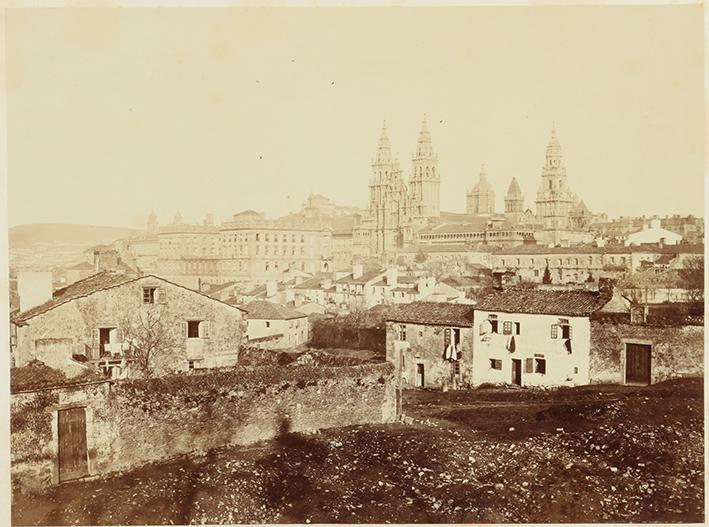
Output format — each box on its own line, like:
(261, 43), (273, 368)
(9, 224), (138, 248)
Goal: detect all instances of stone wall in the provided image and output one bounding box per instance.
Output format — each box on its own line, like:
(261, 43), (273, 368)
(11, 362), (397, 494)
(385, 321), (474, 389)
(589, 320), (704, 384)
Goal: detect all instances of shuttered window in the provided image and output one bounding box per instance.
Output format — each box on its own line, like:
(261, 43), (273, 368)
(550, 324), (558, 339)
(525, 358), (534, 373)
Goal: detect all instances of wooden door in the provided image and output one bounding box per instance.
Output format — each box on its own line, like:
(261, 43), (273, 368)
(416, 363), (424, 387)
(511, 359), (522, 386)
(58, 407), (88, 482)
(625, 343), (652, 385)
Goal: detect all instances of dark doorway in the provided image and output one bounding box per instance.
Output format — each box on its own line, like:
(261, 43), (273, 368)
(58, 407), (88, 482)
(416, 363), (425, 388)
(511, 358), (522, 386)
(625, 343), (652, 385)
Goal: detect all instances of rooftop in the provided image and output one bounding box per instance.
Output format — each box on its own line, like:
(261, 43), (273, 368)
(475, 288), (613, 316)
(386, 301), (476, 327)
(243, 300), (306, 320)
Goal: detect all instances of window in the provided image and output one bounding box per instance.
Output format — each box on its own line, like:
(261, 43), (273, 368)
(503, 321), (513, 335)
(397, 324), (407, 341)
(187, 320), (201, 338)
(551, 324), (558, 339)
(266, 321), (271, 328)
(535, 358), (546, 374)
(188, 360), (202, 370)
(561, 324), (572, 339)
(490, 359), (502, 370)
(573, 366), (579, 374)
(142, 287), (156, 304)
(489, 317), (499, 334)
(454, 362), (461, 376)
(515, 322), (521, 335)
(256, 233), (260, 241)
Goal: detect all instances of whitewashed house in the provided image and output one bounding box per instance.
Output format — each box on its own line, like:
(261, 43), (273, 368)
(242, 300), (309, 349)
(472, 286), (629, 387)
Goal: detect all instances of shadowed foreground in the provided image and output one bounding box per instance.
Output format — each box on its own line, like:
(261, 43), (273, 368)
(12, 378), (703, 524)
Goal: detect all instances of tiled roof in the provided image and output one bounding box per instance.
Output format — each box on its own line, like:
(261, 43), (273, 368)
(493, 243), (704, 256)
(292, 273), (333, 290)
(386, 301), (476, 326)
(336, 268), (384, 285)
(12, 272), (245, 325)
(475, 288), (612, 316)
(243, 300), (306, 320)
(12, 272), (136, 324)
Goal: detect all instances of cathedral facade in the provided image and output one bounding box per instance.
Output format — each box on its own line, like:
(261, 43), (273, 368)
(354, 118), (441, 258)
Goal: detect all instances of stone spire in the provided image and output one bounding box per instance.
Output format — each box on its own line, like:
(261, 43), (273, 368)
(414, 115), (433, 159)
(173, 210), (183, 225)
(505, 177), (524, 215)
(374, 121), (393, 165)
(147, 210), (159, 235)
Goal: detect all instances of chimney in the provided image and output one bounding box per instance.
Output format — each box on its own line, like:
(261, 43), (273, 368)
(352, 263), (363, 280)
(266, 281), (277, 298)
(18, 271), (53, 312)
(386, 266), (398, 288)
(598, 277), (616, 295)
(94, 249), (119, 273)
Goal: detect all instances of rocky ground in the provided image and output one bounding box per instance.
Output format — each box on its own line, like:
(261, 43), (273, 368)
(13, 378), (704, 524)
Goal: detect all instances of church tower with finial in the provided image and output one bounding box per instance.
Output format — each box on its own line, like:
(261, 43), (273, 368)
(409, 115), (440, 219)
(365, 121), (410, 255)
(535, 125), (575, 242)
(504, 177), (524, 223)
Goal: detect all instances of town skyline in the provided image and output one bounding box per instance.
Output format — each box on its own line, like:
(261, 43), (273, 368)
(6, 6), (704, 229)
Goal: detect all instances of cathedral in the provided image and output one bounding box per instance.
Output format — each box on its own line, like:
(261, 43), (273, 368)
(354, 118), (440, 258)
(356, 122), (600, 259)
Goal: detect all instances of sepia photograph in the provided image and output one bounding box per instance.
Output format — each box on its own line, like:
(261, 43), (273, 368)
(3, 2), (705, 524)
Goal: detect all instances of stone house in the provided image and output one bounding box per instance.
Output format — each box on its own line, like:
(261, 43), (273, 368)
(242, 300), (308, 350)
(589, 303), (704, 385)
(11, 271), (246, 378)
(385, 302), (476, 389)
(472, 287), (628, 387)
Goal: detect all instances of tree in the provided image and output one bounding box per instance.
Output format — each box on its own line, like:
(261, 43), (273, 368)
(120, 307), (180, 378)
(542, 264), (552, 285)
(679, 255), (704, 303)
(414, 250), (428, 264)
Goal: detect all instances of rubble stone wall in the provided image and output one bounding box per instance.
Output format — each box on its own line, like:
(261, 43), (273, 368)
(11, 362), (397, 494)
(589, 321), (704, 384)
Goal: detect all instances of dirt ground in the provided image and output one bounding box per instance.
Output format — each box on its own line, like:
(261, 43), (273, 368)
(12, 378), (704, 525)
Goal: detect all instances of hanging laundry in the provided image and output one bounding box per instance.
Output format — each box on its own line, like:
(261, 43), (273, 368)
(445, 343), (453, 360)
(506, 335), (516, 353)
(454, 342), (462, 361)
(564, 338), (572, 354)
(479, 319), (492, 335)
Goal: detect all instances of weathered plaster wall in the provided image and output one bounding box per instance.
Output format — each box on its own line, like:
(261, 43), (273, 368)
(11, 362), (397, 494)
(386, 322), (474, 389)
(472, 311), (591, 387)
(16, 277), (246, 375)
(589, 321), (704, 384)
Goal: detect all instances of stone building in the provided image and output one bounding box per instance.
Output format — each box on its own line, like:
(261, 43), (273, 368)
(504, 177), (524, 223)
(466, 166), (496, 215)
(354, 118), (441, 259)
(386, 302), (476, 389)
(11, 271), (246, 378)
(491, 243), (704, 284)
(589, 303), (703, 385)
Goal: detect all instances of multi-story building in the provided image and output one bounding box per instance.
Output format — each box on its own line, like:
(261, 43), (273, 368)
(152, 210), (333, 289)
(491, 243), (704, 284)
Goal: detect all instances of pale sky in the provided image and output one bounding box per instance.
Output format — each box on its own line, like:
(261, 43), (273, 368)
(5, 6), (705, 229)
